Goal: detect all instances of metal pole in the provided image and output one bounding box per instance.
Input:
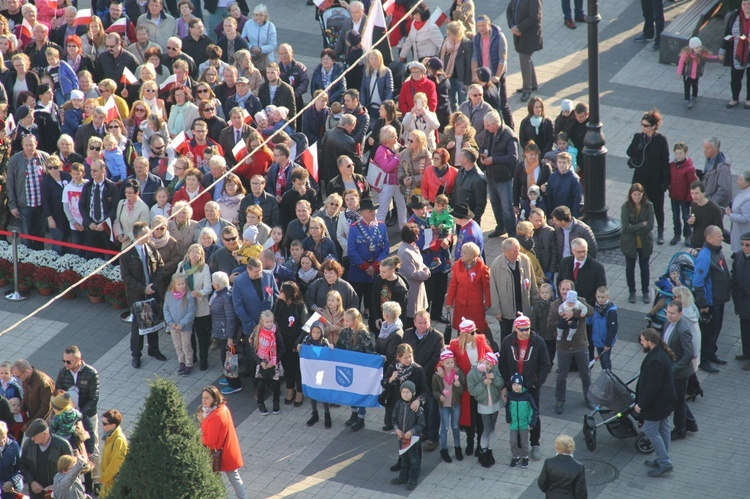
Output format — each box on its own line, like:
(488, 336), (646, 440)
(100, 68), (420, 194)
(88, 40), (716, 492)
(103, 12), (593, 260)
(5, 230), (27, 301)
(582, 0), (621, 249)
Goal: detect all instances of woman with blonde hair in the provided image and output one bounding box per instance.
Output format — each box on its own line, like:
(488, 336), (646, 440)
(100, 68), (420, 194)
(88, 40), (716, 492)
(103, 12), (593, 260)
(231, 49), (263, 94)
(164, 273), (197, 375)
(9, 53), (39, 111)
(360, 49), (394, 123)
(124, 100), (151, 139)
(402, 92), (440, 150)
(373, 125), (407, 226)
(440, 21), (474, 110)
(81, 16), (107, 57)
(177, 243), (214, 371)
(139, 78), (167, 120)
(538, 434), (587, 498)
(398, 129), (432, 204)
(516, 220), (545, 286)
(438, 111), (477, 164)
(320, 289), (345, 345)
(671, 286), (702, 374)
(302, 216), (337, 263)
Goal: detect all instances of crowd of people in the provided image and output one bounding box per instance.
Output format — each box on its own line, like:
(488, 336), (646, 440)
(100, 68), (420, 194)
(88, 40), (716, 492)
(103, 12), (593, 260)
(0, 0), (749, 496)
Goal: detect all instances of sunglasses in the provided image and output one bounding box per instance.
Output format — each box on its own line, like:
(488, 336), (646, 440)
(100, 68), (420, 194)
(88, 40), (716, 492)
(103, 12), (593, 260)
(203, 107), (215, 111)
(48, 166), (60, 170)
(641, 123), (652, 128)
(167, 46), (179, 51)
(62, 359), (73, 365)
(223, 236), (237, 242)
(517, 327), (530, 332)
(89, 146), (101, 151)
(197, 88), (209, 93)
(135, 108), (146, 112)
(107, 124), (120, 129)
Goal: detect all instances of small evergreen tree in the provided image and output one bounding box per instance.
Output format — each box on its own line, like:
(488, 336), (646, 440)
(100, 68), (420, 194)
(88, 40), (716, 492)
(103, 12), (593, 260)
(109, 378), (225, 498)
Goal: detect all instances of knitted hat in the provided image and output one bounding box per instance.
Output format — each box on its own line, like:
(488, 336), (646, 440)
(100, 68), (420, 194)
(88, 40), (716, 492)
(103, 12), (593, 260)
(70, 89), (84, 101)
(51, 392), (72, 411)
(310, 320), (326, 335)
(264, 105), (278, 116)
(400, 380), (416, 395)
(276, 106), (289, 120)
(440, 350), (454, 361)
(254, 110), (268, 123)
(565, 290), (578, 303)
(560, 99), (574, 113)
(458, 317), (476, 334)
(514, 314), (531, 330)
(510, 373), (524, 385)
(25, 418), (48, 438)
(476, 66), (491, 83)
(688, 37), (702, 49)
(407, 61), (426, 73)
(242, 225), (259, 242)
(14, 105), (31, 122)
(669, 263), (681, 274)
(483, 352), (498, 366)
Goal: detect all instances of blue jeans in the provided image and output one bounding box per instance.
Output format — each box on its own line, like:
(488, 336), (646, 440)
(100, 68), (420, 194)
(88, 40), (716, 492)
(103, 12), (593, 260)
(670, 199), (691, 239)
(398, 443), (421, 484)
(352, 406), (366, 418)
(49, 226), (69, 255)
(595, 347), (612, 370)
(487, 177), (515, 236)
(642, 418), (671, 467)
(423, 393), (440, 442)
(561, 0), (584, 20)
(439, 406), (461, 449)
(448, 77), (467, 112)
(18, 206), (45, 250)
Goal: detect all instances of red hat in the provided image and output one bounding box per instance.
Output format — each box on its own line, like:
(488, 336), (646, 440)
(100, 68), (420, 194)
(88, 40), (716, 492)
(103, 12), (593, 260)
(483, 352), (498, 366)
(440, 350), (454, 361)
(459, 317), (476, 334)
(514, 314), (531, 330)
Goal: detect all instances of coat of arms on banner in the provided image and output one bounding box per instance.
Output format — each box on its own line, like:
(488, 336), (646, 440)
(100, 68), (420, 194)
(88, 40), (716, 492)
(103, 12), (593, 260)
(335, 366), (354, 387)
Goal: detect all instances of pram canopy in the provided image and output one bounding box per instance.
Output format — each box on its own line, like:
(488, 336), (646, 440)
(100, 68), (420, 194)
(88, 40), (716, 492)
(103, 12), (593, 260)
(587, 370), (635, 414)
(320, 6), (351, 49)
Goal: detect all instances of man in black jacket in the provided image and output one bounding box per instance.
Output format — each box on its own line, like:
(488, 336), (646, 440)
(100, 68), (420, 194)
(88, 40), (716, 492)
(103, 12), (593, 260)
(20, 420), (73, 499)
(732, 232), (750, 370)
(319, 115), (361, 184)
(499, 314), (550, 461)
(343, 89), (370, 149)
(95, 33), (139, 90)
(451, 148), (487, 224)
(258, 63), (296, 125)
(476, 110), (519, 238)
(537, 434), (587, 498)
(79, 160), (120, 259)
(402, 310), (444, 452)
(278, 43), (309, 130)
(237, 175), (280, 228)
(663, 301), (697, 440)
(181, 18), (212, 67)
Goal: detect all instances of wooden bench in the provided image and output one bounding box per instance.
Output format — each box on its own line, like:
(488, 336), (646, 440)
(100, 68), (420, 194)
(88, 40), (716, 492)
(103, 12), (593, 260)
(659, 0), (724, 64)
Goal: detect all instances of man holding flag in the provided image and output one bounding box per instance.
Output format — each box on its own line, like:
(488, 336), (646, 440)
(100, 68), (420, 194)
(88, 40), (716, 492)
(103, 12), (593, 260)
(95, 33), (138, 91)
(219, 107), (254, 166)
(102, 2), (137, 43)
(50, 6), (87, 46)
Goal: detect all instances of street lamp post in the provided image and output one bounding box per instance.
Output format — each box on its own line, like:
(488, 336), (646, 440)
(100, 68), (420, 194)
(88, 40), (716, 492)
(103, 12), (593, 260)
(582, 0), (621, 249)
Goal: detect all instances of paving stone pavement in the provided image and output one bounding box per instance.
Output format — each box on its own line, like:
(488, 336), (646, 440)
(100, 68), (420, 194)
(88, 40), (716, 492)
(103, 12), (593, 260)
(1, 0), (750, 497)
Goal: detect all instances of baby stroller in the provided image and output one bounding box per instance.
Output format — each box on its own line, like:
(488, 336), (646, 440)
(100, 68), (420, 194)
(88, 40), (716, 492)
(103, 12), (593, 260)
(647, 252), (695, 330)
(583, 370), (653, 454)
(319, 5), (351, 50)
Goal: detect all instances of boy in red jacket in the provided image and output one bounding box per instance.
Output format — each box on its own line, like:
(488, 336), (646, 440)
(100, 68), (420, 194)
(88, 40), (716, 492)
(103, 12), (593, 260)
(668, 142), (698, 246)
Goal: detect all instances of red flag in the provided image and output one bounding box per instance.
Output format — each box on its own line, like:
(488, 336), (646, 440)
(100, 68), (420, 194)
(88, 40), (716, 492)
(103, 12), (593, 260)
(103, 95), (120, 121)
(313, 0), (332, 10)
(232, 140), (248, 162)
(241, 109), (254, 126)
(20, 19), (33, 39)
(300, 142), (319, 182)
(170, 131), (188, 154)
(429, 7), (447, 27)
(159, 74), (177, 92)
(47, 0), (58, 9)
(74, 9), (92, 26)
(383, 0), (395, 15)
(120, 66), (137, 85)
(106, 17), (127, 34)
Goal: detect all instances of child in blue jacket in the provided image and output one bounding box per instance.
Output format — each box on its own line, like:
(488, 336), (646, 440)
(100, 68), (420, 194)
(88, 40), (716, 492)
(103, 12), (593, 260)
(588, 286), (618, 370)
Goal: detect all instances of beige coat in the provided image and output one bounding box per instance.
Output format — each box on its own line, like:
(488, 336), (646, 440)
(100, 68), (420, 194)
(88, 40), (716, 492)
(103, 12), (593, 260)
(113, 198), (150, 248)
(488, 252), (538, 320)
(397, 242), (431, 318)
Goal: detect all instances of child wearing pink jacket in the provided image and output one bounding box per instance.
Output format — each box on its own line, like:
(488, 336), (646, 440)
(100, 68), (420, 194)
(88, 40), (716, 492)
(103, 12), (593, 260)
(677, 36), (719, 109)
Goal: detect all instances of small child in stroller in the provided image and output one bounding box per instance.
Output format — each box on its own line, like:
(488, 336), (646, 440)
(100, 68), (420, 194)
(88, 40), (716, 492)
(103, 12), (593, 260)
(557, 290), (587, 342)
(646, 263), (688, 323)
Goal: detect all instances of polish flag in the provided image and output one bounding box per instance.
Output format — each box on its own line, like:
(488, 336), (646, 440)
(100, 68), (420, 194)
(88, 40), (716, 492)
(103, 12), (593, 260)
(232, 140), (248, 162)
(313, 0), (332, 11)
(361, 0), (392, 65)
(5, 114), (15, 135)
(430, 7), (447, 28)
(300, 142), (319, 182)
(103, 95), (120, 121)
(382, 0), (395, 15)
(106, 17), (127, 34)
(170, 131), (188, 154)
(19, 19), (33, 40)
(120, 66), (138, 85)
(241, 109), (254, 125)
(73, 9), (92, 26)
(159, 74), (177, 92)
(46, 0), (58, 9)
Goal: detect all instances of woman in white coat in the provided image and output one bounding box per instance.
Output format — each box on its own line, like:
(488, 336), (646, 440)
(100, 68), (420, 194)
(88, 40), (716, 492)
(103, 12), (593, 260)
(402, 91), (441, 150)
(726, 171), (750, 253)
(397, 223), (431, 330)
(672, 286), (701, 374)
(177, 244), (213, 371)
(398, 5), (445, 62)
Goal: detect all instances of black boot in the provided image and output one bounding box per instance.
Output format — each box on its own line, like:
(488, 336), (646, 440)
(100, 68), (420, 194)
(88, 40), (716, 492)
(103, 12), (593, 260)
(306, 411), (319, 426)
(389, 457), (402, 471)
(454, 446), (464, 461)
(324, 412), (332, 428)
(345, 412), (358, 427)
(465, 440), (474, 456)
(440, 449), (452, 463)
(487, 449), (495, 465)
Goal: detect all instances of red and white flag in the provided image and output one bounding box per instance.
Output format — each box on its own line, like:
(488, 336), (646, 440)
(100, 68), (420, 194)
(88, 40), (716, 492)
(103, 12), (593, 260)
(5, 114), (15, 135)
(430, 7), (447, 27)
(170, 131), (188, 154)
(300, 142), (319, 182)
(232, 140), (248, 162)
(106, 17), (127, 34)
(73, 9), (92, 26)
(159, 74), (177, 92)
(46, 0), (58, 9)
(103, 95), (120, 121)
(120, 66), (138, 85)
(382, 0), (395, 15)
(19, 19), (33, 40)
(313, 0), (332, 11)
(241, 109), (254, 125)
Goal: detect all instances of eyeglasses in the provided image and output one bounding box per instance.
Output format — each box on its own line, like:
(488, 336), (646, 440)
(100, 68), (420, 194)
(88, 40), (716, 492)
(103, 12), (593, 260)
(223, 236), (237, 242)
(144, 88), (156, 92)
(135, 108), (146, 113)
(89, 146), (101, 151)
(48, 166), (60, 170)
(102, 421), (113, 427)
(62, 359), (73, 365)
(107, 124), (120, 129)
(197, 88), (209, 93)
(203, 107), (215, 111)
(641, 123), (652, 128)
(175, 165), (186, 170)
(167, 46), (179, 51)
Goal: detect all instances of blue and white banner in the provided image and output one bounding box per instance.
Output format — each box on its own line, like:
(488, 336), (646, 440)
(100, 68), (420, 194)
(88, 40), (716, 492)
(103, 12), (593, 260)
(300, 345), (384, 407)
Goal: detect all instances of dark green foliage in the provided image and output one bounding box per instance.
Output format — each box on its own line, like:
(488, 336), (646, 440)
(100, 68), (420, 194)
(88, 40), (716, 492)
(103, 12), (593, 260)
(109, 378), (225, 498)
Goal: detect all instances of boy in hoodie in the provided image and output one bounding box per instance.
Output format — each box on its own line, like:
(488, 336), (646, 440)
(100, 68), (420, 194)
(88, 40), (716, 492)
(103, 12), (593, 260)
(544, 152), (582, 218)
(49, 393), (82, 442)
(391, 380), (425, 491)
(588, 286), (618, 371)
(668, 142), (698, 246)
(505, 373), (539, 469)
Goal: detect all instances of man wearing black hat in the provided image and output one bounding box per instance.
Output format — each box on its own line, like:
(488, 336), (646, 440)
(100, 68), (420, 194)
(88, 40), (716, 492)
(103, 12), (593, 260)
(451, 202), (484, 261)
(451, 147), (487, 224)
(425, 57), (451, 129)
(11, 105), (41, 153)
(19, 418), (73, 499)
(732, 232), (750, 370)
(347, 197), (389, 311)
(33, 84), (61, 153)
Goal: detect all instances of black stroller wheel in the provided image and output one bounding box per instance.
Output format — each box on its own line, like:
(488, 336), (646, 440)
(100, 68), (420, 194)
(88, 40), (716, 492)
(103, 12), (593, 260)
(635, 433), (654, 454)
(583, 416), (597, 451)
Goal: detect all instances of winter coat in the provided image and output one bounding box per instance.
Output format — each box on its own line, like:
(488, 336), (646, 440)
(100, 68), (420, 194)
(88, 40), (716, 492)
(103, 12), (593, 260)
(445, 258), (491, 334)
(554, 218), (598, 260)
(547, 298), (593, 352)
(471, 23), (507, 75)
(729, 187), (750, 252)
(450, 166), (487, 222)
(703, 158), (732, 208)
(209, 287), (238, 340)
(21, 368), (55, 422)
(432, 368), (466, 408)
(519, 116), (554, 155)
(556, 256), (606, 304)
(475, 125), (519, 183)
(176, 261), (212, 317)
(55, 364), (99, 419)
(163, 290), (197, 333)
(668, 158), (698, 202)
(397, 243), (431, 319)
(397, 148), (431, 197)
(530, 298), (555, 341)
(449, 333), (491, 427)
(310, 63), (347, 103)
(538, 454), (588, 499)
(513, 159), (553, 207)
(635, 343), (677, 421)
(440, 36), (474, 85)
(506, 0), (543, 54)
(0, 436), (22, 497)
(665, 317), (695, 379)
(488, 253), (538, 321)
(732, 251), (750, 320)
(20, 434), (73, 498)
(304, 277), (359, 311)
(545, 169), (582, 218)
(459, 100), (493, 134)
(498, 331), (551, 390)
(336, 325), (375, 353)
(201, 404), (243, 472)
(359, 68), (394, 107)
(588, 302), (618, 349)
(438, 125), (478, 165)
(398, 76), (437, 115)
(693, 241), (731, 308)
(382, 361), (429, 402)
(273, 299), (308, 351)
(421, 164), (458, 203)
(467, 363), (504, 406)
(402, 327), (444, 378)
(240, 20), (277, 61)
(399, 21), (444, 60)
(619, 201), (655, 259)
(505, 388), (539, 430)
(99, 426), (127, 498)
(376, 327), (405, 367)
(626, 132), (670, 201)
(533, 223), (558, 274)
(392, 399), (425, 436)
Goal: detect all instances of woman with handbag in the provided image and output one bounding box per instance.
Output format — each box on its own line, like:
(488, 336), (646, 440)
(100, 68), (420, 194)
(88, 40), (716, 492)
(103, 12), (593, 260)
(198, 386), (247, 499)
(719, 0), (750, 108)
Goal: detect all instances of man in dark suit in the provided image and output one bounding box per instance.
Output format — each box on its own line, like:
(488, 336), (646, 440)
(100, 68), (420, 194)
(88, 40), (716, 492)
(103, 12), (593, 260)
(123, 156), (164, 208)
(79, 160), (120, 259)
(537, 434), (587, 498)
(218, 107), (254, 165)
(663, 300), (697, 440)
(74, 107), (107, 156)
(557, 237), (606, 360)
(120, 221), (167, 368)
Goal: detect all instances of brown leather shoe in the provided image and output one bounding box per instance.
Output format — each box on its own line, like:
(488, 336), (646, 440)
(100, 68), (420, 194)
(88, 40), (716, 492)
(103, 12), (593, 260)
(564, 19), (577, 29)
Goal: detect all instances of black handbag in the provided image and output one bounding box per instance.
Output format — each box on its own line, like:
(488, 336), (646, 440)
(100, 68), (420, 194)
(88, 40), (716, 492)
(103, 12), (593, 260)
(210, 448), (222, 472)
(443, 312), (452, 344)
(378, 385), (393, 407)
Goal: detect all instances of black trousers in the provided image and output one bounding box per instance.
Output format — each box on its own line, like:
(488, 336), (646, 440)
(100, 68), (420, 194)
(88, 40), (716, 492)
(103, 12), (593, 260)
(426, 271), (449, 321)
(190, 315), (211, 366)
(740, 318), (750, 357)
(130, 319), (159, 359)
(730, 67), (750, 102)
(673, 376), (696, 434)
(84, 228), (117, 259)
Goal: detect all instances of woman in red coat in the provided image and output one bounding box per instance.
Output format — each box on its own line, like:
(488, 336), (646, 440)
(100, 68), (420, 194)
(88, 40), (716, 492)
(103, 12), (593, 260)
(447, 318), (490, 457)
(199, 386), (247, 499)
(172, 168), (212, 221)
(235, 133), (274, 189)
(421, 148), (458, 203)
(445, 241), (491, 340)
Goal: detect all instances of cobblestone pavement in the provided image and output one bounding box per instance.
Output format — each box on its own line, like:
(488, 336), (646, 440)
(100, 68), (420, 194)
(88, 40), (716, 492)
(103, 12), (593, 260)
(1, 0), (749, 497)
